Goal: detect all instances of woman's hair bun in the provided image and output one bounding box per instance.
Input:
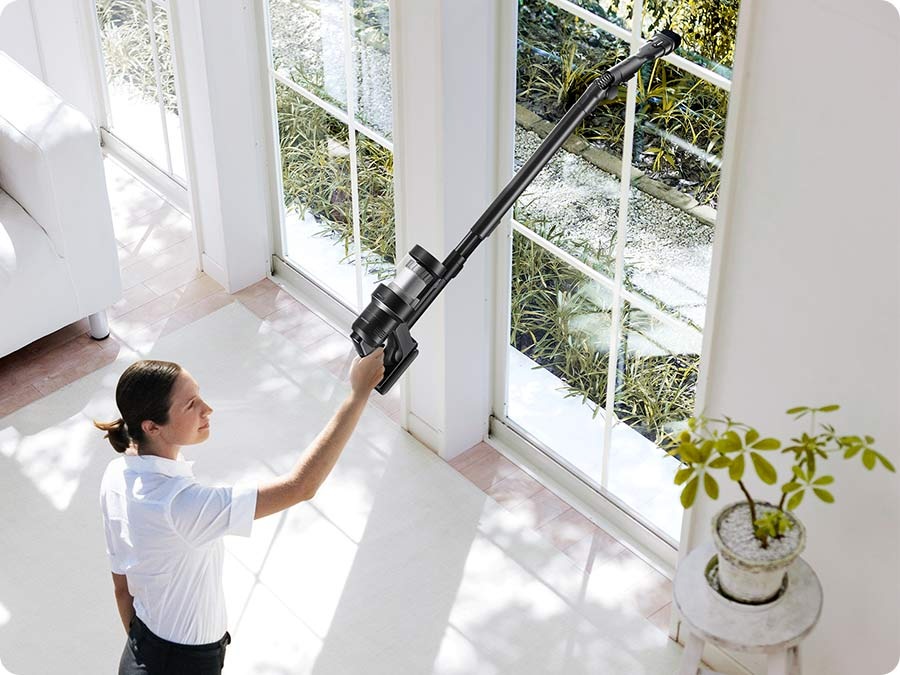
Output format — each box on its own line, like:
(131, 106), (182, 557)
(93, 417), (131, 454)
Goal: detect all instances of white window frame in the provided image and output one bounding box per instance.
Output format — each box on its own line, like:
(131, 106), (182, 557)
(490, 0), (740, 571)
(261, 0), (396, 320)
(87, 0), (190, 211)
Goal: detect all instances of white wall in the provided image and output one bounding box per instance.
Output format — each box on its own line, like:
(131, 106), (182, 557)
(0, 0), (40, 76)
(0, 0), (97, 119)
(391, 0), (503, 458)
(689, 1), (900, 673)
(165, 0), (272, 293)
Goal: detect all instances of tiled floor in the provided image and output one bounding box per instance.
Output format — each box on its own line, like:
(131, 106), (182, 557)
(0, 155), (675, 640)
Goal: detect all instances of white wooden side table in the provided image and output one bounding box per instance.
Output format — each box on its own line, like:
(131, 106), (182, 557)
(673, 541), (823, 675)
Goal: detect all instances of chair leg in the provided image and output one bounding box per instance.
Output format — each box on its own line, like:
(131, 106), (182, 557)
(88, 310), (110, 340)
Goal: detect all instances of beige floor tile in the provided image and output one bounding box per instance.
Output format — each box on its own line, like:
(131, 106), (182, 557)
(118, 233), (195, 271)
(630, 567), (673, 618)
(537, 504), (601, 551)
(563, 525), (628, 572)
(261, 300), (318, 334)
(235, 280), (299, 318)
(108, 183), (170, 228)
(573, 548), (653, 617)
(369, 390), (400, 417)
(460, 450), (520, 491)
(583, 548), (673, 619)
(113, 203), (189, 247)
(311, 332), (356, 368)
(647, 601), (673, 634)
(233, 278), (274, 299)
(113, 274), (221, 332)
(510, 487), (572, 530)
(283, 316), (340, 349)
(485, 468), (545, 510)
(120, 241), (197, 290)
(142, 259), (204, 296)
(447, 441), (496, 471)
(159, 292), (235, 337)
(110, 284), (159, 319)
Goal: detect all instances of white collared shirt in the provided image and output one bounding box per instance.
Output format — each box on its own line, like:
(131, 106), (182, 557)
(99, 453), (257, 645)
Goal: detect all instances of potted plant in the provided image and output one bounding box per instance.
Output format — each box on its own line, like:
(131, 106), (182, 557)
(668, 404), (895, 605)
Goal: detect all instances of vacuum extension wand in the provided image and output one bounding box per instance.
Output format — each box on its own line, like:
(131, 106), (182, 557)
(350, 29), (681, 394)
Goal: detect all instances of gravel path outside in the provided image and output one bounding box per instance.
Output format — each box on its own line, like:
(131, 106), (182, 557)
(514, 125), (714, 340)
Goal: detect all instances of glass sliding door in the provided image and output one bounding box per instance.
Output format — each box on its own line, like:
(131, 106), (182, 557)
(267, 0), (395, 313)
(505, 0), (738, 545)
(94, 0), (186, 183)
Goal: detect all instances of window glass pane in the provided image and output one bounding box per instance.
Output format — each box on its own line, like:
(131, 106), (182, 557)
(276, 82), (357, 309)
(96, 0), (168, 168)
(356, 134), (395, 305)
(352, 0), (391, 138)
(561, 0), (631, 30)
(510, 0), (735, 547)
(607, 301), (701, 540)
(507, 230), (612, 479)
(526, 1), (738, 79)
(625, 62), (726, 330)
(516, 0), (630, 277)
(270, 0), (347, 111)
(640, 0), (739, 77)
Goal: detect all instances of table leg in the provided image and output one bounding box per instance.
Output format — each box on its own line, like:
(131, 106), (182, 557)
(677, 630), (705, 675)
(789, 646), (801, 675)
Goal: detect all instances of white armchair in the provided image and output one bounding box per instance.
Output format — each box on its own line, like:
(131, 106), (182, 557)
(0, 51), (121, 358)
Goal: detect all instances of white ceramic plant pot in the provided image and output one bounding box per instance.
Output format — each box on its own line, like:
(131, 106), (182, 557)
(711, 501), (806, 605)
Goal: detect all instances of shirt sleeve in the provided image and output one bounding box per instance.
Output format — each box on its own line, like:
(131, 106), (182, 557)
(101, 509), (128, 574)
(169, 480), (258, 547)
(100, 475), (128, 574)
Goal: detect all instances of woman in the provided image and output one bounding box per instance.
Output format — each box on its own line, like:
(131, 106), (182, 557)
(95, 347), (385, 674)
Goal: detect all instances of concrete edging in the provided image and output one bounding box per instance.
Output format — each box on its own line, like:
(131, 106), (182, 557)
(515, 103), (717, 229)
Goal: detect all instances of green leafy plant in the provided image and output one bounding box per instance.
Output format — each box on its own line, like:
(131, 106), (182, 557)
(667, 405), (896, 547)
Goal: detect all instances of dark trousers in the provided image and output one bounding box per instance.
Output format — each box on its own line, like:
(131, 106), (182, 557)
(118, 615), (231, 674)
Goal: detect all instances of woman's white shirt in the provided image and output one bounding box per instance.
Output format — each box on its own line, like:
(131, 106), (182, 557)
(99, 454), (257, 645)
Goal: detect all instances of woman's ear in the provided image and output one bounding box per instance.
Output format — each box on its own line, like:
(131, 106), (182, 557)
(141, 419), (160, 437)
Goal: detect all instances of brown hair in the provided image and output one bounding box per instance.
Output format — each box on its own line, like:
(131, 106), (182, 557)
(93, 360), (183, 453)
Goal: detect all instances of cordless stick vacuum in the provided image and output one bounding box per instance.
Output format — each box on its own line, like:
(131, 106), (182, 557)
(350, 30), (682, 394)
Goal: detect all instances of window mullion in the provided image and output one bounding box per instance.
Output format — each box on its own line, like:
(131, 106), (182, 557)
(272, 71), (351, 125)
(145, 0), (174, 176)
(341, 0), (364, 311)
(600, 0), (643, 490)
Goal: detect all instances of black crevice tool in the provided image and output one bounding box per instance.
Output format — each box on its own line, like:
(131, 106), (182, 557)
(350, 30), (682, 394)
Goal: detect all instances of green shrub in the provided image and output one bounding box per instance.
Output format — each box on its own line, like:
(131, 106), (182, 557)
(510, 222), (698, 442)
(276, 81), (396, 280)
(96, 0), (177, 113)
(517, 0), (731, 206)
